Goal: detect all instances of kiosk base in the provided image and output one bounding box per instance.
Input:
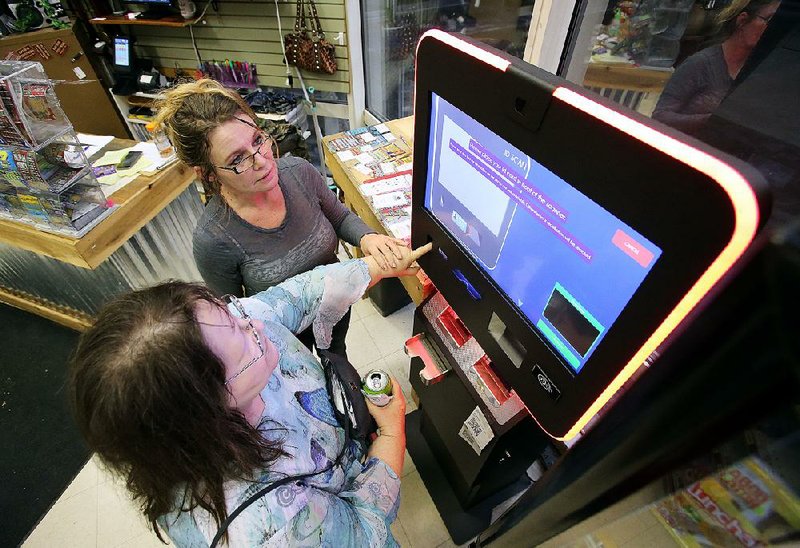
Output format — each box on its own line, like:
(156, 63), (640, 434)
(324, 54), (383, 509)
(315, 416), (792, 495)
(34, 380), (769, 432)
(367, 277), (411, 317)
(406, 410), (532, 545)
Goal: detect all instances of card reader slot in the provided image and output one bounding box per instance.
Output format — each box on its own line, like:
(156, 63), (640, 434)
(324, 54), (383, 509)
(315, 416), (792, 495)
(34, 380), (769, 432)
(405, 333), (452, 385)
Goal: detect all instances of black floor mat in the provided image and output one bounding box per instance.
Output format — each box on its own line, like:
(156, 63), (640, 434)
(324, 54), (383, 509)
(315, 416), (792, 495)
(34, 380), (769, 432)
(0, 303), (89, 547)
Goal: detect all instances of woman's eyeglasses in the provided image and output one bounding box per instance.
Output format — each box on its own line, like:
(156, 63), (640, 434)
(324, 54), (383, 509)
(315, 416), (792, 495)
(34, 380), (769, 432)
(222, 294), (265, 384)
(215, 117), (277, 175)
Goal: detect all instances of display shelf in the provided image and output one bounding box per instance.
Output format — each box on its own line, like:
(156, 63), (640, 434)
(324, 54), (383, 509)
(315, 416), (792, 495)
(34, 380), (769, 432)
(256, 102), (305, 125)
(131, 91), (163, 100)
(89, 14), (194, 27)
(112, 88), (307, 142)
(0, 62), (73, 149)
(0, 60), (110, 235)
(0, 201), (115, 238)
(34, 164), (91, 194)
(0, 156), (194, 262)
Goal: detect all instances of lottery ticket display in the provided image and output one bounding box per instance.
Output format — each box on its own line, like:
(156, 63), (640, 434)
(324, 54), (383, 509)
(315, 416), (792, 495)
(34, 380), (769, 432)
(0, 61), (111, 236)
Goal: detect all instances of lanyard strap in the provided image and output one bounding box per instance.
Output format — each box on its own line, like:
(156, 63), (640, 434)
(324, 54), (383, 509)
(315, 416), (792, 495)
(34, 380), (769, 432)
(209, 394), (352, 547)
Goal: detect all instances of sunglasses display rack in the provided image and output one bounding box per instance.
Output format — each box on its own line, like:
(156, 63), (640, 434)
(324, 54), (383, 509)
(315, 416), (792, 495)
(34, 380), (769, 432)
(0, 61), (113, 237)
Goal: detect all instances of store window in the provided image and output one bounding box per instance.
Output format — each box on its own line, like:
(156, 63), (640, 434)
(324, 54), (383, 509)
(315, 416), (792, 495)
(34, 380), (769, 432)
(559, 0), (799, 228)
(361, 0), (537, 120)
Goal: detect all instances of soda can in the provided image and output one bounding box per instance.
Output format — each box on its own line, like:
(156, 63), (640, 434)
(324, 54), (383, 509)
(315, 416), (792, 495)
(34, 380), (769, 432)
(361, 369), (393, 407)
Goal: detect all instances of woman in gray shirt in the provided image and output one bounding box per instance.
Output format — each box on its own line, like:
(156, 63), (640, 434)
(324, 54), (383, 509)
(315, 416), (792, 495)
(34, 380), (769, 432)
(153, 80), (407, 357)
(652, 0), (780, 135)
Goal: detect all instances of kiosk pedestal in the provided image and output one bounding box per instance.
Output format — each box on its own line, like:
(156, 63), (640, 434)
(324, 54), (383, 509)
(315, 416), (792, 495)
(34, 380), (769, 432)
(405, 295), (552, 543)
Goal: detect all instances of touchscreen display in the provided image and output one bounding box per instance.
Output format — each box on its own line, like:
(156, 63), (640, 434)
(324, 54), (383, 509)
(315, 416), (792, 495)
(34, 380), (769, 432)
(424, 94), (662, 373)
(114, 38), (130, 67)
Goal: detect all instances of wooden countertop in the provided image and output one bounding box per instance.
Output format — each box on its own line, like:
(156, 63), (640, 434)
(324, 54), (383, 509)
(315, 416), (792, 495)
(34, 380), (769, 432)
(322, 116), (413, 227)
(323, 116), (426, 304)
(0, 138), (195, 269)
(583, 61), (673, 92)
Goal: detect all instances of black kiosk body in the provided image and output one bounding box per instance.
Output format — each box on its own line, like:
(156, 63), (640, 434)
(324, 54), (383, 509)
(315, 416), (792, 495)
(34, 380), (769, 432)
(405, 31), (770, 544)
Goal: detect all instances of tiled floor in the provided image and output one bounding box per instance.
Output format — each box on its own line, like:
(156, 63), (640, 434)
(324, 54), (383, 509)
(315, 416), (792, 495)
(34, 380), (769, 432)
(22, 298), (456, 548)
(22, 295), (677, 548)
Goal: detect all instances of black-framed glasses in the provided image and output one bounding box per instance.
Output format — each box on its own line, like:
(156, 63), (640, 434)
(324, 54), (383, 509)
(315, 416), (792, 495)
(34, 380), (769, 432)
(214, 117), (277, 175)
(752, 13), (773, 24)
(223, 294), (265, 384)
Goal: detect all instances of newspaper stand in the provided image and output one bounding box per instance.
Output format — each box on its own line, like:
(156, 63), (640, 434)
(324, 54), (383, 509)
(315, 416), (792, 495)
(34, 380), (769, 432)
(0, 61), (111, 236)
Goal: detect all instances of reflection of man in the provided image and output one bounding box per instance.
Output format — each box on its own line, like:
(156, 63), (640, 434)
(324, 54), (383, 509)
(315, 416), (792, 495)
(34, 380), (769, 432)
(652, 0), (780, 135)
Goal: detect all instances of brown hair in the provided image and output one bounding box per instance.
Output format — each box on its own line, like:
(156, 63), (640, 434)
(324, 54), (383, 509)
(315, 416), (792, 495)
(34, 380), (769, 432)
(715, 0), (780, 37)
(68, 281), (285, 542)
(152, 79), (257, 197)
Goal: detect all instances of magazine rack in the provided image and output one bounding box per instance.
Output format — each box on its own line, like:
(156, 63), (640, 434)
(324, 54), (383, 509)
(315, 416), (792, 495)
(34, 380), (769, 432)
(0, 61), (111, 236)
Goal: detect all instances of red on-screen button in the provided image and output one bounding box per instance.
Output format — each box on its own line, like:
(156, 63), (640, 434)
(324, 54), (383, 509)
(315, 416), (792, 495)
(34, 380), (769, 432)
(612, 229), (654, 268)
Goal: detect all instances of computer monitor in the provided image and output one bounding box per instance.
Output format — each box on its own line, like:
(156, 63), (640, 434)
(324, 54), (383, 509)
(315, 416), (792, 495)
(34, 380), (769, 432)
(113, 36), (132, 74)
(411, 31), (770, 440)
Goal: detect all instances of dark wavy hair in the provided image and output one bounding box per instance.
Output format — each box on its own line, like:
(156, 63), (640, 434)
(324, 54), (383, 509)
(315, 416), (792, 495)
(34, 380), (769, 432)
(68, 281), (285, 542)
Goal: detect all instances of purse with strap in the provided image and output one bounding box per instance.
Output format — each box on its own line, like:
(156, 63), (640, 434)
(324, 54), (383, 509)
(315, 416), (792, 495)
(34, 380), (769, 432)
(283, 0), (338, 75)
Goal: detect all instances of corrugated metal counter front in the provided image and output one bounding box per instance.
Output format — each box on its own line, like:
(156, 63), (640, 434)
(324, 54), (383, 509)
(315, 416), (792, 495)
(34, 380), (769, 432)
(0, 144), (201, 330)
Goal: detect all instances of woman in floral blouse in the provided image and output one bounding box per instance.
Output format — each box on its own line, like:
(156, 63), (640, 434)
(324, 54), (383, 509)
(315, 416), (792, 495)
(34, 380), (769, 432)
(68, 244), (430, 546)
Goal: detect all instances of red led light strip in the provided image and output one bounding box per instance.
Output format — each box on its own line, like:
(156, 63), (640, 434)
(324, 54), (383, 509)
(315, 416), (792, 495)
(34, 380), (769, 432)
(552, 86), (760, 440)
(414, 30), (510, 119)
(417, 29), (511, 72)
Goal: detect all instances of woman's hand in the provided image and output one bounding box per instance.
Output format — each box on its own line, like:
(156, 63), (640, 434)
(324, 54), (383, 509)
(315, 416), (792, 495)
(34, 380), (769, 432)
(365, 377), (407, 476)
(365, 377), (406, 438)
(360, 233), (408, 270)
(364, 242), (432, 288)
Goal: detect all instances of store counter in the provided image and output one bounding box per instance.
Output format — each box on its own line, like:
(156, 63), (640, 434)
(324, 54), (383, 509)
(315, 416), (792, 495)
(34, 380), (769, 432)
(0, 138), (202, 330)
(323, 116), (428, 305)
(583, 60), (673, 93)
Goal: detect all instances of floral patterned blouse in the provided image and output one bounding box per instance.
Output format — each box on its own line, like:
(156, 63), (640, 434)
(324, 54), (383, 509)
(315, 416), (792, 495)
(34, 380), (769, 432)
(158, 260), (401, 547)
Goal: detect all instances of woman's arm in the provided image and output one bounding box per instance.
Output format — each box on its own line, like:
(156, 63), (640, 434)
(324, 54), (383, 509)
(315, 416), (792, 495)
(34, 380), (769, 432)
(304, 159), (375, 244)
(193, 226), (245, 297)
(307, 159), (411, 270)
(362, 243), (431, 289)
(359, 233), (409, 270)
(652, 53), (715, 134)
(246, 244), (431, 345)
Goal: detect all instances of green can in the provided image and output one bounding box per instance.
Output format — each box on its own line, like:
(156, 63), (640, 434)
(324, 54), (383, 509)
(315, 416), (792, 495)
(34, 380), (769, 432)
(361, 369), (393, 407)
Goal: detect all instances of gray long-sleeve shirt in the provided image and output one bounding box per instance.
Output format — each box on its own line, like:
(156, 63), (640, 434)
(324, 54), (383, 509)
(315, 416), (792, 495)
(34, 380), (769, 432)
(652, 45), (733, 136)
(193, 156), (375, 297)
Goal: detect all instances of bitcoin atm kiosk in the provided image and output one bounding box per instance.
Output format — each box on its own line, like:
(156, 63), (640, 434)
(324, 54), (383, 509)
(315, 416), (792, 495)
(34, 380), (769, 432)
(405, 31), (770, 543)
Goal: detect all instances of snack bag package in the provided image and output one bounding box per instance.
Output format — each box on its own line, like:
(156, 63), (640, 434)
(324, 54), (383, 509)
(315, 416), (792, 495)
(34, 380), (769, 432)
(653, 457), (800, 547)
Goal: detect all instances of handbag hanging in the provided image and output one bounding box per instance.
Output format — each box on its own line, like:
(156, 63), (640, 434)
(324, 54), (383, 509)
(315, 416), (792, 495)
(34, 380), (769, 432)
(283, 0), (338, 75)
